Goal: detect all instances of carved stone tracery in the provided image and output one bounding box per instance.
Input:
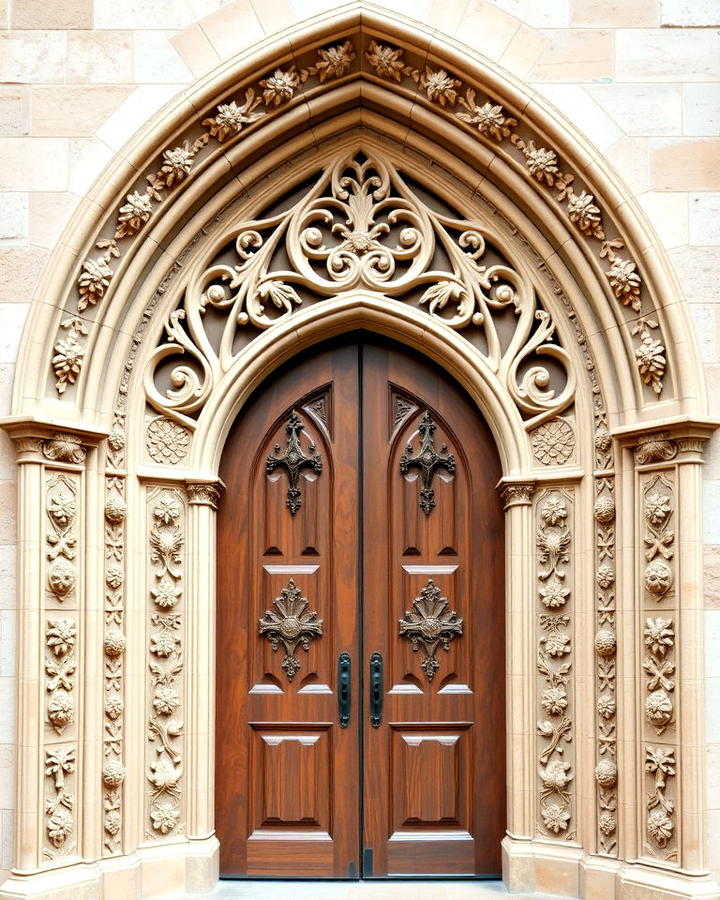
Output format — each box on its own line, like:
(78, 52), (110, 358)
(145, 150), (576, 430)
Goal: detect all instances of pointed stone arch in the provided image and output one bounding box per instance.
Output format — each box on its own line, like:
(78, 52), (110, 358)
(1, 5), (717, 900)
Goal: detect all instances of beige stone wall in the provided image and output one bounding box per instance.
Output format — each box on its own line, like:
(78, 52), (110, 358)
(0, 0), (718, 886)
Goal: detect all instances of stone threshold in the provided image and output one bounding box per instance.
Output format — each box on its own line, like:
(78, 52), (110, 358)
(177, 880), (568, 899)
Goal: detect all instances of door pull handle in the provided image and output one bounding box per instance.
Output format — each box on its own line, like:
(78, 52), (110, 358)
(338, 652), (351, 728)
(370, 652), (383, 728)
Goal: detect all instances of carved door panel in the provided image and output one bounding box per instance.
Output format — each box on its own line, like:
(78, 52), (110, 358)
(217, 337), (504, 879)
(216, 344), (361, 877)
(361, 342), (505, 877)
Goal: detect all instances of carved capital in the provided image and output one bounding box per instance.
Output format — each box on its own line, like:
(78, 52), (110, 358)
(634, 432), (678, 466)
(498, 481), (536, 509)
(186, 482), (222, 509)
(1, 420), (105, 465)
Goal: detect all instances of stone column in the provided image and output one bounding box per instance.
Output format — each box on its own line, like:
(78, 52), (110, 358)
(498, 481), (536, 890)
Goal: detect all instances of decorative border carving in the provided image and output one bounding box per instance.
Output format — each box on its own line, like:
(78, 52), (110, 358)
(103, 473), (127, 854)
(536, 489), (575, 840)
(146, 487), (186, 839)
(42, 466), (81, 860)
(640, 469), (678, 862)
(593, 475), (618, 853)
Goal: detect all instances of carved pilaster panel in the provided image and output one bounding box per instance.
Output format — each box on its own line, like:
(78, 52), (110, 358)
(535, 488), (575, 840)
(43, 469), (81, 861)
(640, 469), (678, 863)
(594, 474), (618, 854)
(102, 474), (127, 854)
(145, 487), (186, 840)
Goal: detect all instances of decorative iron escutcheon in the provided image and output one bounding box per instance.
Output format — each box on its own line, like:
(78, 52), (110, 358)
(338, 652), (351, 728)
(399, 412), (455, 515)
(258, 579), (323, 681)
(265, 411), (322, 515)
(399, 579), (463, 681)
(369, 652), (383, 728)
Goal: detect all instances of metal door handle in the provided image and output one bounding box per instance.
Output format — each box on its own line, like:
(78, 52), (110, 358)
(370, 652), (383, 728)
(338, 652), (351, 728)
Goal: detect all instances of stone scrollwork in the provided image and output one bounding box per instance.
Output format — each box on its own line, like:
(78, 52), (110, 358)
(536, 490), (575, 840)
(145, 150), (576, 428)
(146, 488), (186, 839)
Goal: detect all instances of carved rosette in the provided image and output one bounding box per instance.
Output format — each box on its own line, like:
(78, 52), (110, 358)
(103, 471), (126, 853)
(42, 460), (82, 860)
(593, 474), (618, 853)
(535, 490), (575, 840)
(530, 417), (576, 466)
(639, 468), (678, 862)
(146, 488), (186, 839)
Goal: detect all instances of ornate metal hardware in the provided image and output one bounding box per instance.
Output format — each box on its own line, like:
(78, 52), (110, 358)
(258, 579), (323, 680)
(338, 652), (351, 728)
(399, 412), (455, 515)
(369, 652), (383, 728)
(266, 411), (322, 515)
(399, 579), (463, 681)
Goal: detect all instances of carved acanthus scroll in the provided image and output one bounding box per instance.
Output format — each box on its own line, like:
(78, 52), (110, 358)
(145, 150), (576, 429)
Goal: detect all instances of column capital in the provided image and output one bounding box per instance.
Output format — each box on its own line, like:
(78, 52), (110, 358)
(497, 480), (536, 509)
(186, 481), (223, 509)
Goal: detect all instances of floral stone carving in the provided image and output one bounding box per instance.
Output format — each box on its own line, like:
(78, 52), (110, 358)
(398, 579), (463, 680)
(536, 491), (574, 840)
(258, 579), (324, 680)
(147, 489), (185, 839)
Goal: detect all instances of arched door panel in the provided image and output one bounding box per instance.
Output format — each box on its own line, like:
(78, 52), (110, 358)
(216, 337), (504, 879)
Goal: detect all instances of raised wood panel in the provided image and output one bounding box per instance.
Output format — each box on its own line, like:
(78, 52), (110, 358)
(391, 727), (467, 828)
(250, 726), (331, 831)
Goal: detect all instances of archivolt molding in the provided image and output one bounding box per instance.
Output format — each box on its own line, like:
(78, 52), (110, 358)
(12, 6), (709, 425)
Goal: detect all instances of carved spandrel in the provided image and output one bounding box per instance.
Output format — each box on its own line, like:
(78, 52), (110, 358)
(400, 413), (456, 516)
(266, 412), (323, 516)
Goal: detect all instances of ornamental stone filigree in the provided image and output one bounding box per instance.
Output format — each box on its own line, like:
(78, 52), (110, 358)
(399, 413), (456, 515)
(398, 579), (463, 680)
(258, 580), (324, 680)
(145, 150), (576, 427)
(266, 412), (323, 515)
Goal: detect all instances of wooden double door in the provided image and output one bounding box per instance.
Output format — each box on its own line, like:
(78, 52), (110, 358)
(216, 336), (505, 879)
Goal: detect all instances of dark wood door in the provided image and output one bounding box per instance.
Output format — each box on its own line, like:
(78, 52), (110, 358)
(216, 337), (504, 879)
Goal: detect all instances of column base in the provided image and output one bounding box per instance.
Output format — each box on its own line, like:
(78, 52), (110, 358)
(0, 836), (220, 900)
(503, 836), (720, 900)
